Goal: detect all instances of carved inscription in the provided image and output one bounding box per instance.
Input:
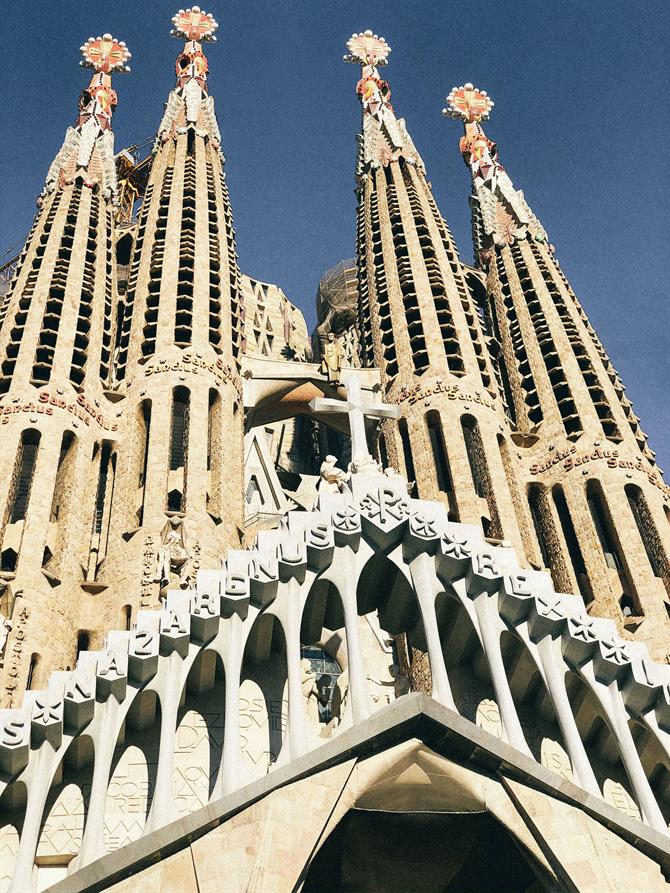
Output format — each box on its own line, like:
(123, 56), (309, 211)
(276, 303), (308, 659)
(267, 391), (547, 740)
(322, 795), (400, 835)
(392, 378), (496, 411)
(3, 603), (29, 707)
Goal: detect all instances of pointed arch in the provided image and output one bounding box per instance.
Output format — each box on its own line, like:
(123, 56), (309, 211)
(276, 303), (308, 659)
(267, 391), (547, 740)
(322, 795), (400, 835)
(104, 689), (161, 852)
(500, 631), (570, 775)
(173, 649), (225, 815)
(436, 591), (498, 737)
(564, 670), (640, 820)
(241, 612), (288, 778)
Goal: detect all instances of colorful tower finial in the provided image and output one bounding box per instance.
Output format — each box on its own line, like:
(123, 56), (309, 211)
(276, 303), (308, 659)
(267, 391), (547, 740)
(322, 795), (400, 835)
(158, 6), (221, 141)
(344, 30), (419, 169)
(344, 30), (391, 67)
(442, 83), (548, 258)
(171, 6), (219, 41)
(80, 33), (132, 73)
(443, 83), (494, 123)
(40, 33), (131, 200)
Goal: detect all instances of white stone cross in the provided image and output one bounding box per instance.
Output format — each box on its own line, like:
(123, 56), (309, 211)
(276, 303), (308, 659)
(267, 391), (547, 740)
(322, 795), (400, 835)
(309, 373), (399, 472)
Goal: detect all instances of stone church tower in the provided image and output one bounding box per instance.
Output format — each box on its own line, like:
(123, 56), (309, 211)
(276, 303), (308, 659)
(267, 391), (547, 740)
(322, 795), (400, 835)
(444, 83), (670, 658)
(100, 9), (244, 629)
(346, 33), (527, 556)
(0, 17), (669, 893)
(0, 35), (133, 699)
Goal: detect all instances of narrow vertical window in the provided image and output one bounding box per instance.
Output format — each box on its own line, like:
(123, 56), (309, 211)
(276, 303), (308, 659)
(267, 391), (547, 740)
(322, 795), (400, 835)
(426, 411), (452, 493)
(170, 387), (190, 471)
(207, 388), (222, 515)
(586, 482), (621, 570)
(94, 443), (112, 535)
(461, 417), (485, 498)
(26, 653), (40, 690)
(625, 484), (669, 591)
(134, 400), (152, 527)
(528, 484), (552, 570)
(9, 430), (41, 523)
(398, 419), (416, 490)
(76, 632), (89, 660)
(527, 483), (573, 595)
(461, 414), (503, 538)
(552, 485), (592, 604)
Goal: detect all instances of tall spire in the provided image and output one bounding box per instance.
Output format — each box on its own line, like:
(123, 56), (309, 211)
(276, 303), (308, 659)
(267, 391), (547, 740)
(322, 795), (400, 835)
(42, 34), (131, 202)
(345, 31), (423, 173)
(443, 84), (548, 267)
(156, 6), (222, 148)
(344, 32), (527, 559)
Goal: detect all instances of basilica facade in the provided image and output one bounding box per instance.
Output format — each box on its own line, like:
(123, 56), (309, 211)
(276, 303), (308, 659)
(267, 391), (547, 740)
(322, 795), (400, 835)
(0, 12), (668, 893)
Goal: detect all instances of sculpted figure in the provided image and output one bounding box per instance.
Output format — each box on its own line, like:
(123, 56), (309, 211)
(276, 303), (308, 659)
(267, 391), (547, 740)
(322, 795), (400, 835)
(155, 516), (193, 598)
(0, 617), (12, 663)
(318, 455), (350, 494)
(320, 332), (345, 386)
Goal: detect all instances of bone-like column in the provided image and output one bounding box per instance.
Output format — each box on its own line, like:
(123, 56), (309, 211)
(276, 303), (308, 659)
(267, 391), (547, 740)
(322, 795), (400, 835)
(535, 635), (600, 795)
(408, 552), (455, 708)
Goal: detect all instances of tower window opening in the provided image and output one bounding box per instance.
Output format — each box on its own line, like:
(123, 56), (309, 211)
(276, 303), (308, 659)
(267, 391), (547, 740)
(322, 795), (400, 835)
(8, 430), (41, 523)
(398, 419), (416, 492)
(528, 484), (552, 571)
(527, 483), (572, 595)
(75, 632), (90, 660)
(170, 387), (190, 471)
(586, 481), (622, 571)
(426, 411), (452, 494)
(552, 485), (593, 604)
(625, 484), (669, 592)
(93, 443), (112, 535)
(461, 416), (485, 498)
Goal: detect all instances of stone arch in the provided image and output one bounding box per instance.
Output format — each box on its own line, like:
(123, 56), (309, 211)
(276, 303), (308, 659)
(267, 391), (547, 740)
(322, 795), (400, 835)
(357, 552), (426, 694)
(103, 689), (161, 851)
(173, 649), (225, 817)
(435, 590), (499, 735)
(628, 717), (670, 826)
(500, 631), (570, 775)
(300, 577), (347, 729)
(0, 781), (26, 893)
(240, 611), (288, 779)
(34, 734), (94, 882)
(564, 670), (640, 819)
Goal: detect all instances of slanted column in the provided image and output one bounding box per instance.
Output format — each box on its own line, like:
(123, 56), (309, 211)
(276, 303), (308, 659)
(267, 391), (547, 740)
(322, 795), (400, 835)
(9, 741), (62, 893)
(407, 551), (454, 708)
(580, 652), (666, 832)
(283, 578), (310, 760)
(335, 548), (371, 724)
(145, 606), (191, 832)
(78, 697), (124, 866)
(219, 627), (242, 795)
(535, 635), (600, 795)
(456, 551), (531, 756)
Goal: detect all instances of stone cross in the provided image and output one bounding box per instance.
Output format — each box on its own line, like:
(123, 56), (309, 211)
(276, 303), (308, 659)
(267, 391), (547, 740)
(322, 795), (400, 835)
(309, 374), (399, 472)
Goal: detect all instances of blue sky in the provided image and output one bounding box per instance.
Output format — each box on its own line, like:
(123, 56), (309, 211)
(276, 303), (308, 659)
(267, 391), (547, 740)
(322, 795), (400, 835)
(1, 1), (668, 470)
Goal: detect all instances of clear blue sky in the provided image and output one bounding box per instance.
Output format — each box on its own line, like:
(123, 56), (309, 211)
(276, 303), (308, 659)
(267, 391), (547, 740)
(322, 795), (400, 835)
(1, 1), (668, 470)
